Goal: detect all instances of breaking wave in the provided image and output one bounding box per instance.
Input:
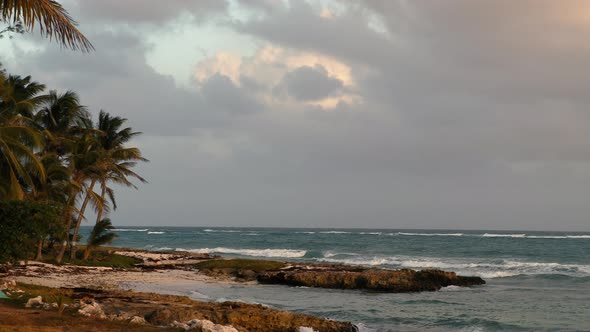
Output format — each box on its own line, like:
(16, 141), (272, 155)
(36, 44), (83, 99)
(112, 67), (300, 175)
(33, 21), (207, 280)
(482, 233), (526, 238)
(183, 247), (307, 258)
(316, 254), (590, 279)
(203, 229), (243, 233)
(395, 232), (464, 237)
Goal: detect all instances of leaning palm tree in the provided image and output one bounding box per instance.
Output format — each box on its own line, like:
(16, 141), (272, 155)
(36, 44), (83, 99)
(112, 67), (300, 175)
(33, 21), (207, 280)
(55, 130), (101, 263)
(70, 112), (147, 260)
(0, 0), (93, 51)
(92, 111), (147, 224)
(83, 218), (117, 260)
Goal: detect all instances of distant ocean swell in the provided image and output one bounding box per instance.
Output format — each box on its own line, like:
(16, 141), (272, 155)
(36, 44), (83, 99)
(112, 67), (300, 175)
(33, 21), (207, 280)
(114, 228), (590, 239)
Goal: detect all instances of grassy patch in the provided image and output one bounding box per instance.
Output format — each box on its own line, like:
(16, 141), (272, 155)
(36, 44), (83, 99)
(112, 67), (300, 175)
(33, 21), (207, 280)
(43, 251), (141, 268)
(195, 259), (286, 272)
(11, 283), (74, 306)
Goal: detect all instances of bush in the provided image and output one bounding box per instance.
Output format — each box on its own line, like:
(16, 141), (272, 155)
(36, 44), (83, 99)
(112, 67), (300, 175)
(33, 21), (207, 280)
(0, 201), (62, 263)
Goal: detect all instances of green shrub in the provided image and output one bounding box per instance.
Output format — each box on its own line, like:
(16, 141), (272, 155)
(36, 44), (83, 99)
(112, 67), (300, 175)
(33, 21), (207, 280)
(0, 201), (62, 263)
(195, 259), (286, 272)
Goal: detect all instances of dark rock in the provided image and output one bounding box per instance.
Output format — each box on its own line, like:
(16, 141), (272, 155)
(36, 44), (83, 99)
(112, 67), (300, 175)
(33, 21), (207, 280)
(145, 308), (172, 325)
(257, 268), (485, 292)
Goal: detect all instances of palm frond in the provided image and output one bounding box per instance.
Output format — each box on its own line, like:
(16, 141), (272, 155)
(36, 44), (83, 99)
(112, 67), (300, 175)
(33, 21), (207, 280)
(1, 0), (93, 51)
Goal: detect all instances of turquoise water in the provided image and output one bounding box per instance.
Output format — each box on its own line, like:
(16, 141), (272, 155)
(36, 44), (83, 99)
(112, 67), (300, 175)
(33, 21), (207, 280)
(82, 227), (590, 331)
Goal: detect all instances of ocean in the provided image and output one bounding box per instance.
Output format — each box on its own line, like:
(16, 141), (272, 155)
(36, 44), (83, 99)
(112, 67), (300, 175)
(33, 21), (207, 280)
(81, 227), (590, 331)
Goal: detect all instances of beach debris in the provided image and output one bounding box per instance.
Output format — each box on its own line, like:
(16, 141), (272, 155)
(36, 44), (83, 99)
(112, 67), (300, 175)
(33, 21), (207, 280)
(78, 297), (106, 319)
(0, 279), (17, 290)
(25, 296), (43, 308)
(171, 321), (190, 330)
(108, 311), (131, 321)
(299, 328), (319, 332)
(171, 319), (239, 332)
(114, 250), (216, 267)
(188, 319), (239, 332)
(129, 315), (147, 324)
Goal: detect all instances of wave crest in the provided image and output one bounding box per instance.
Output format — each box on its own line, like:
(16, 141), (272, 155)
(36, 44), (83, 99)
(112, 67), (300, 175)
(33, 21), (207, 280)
(183, 247), (307, 258)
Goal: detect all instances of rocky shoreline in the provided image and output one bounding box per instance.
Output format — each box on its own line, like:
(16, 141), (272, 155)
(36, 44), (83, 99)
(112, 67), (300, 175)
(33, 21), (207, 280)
(0, 248), (486, 331)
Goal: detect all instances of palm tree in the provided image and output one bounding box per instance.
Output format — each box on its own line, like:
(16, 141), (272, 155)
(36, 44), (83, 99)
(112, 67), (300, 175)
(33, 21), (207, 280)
(1, 0), (93, 51)
(34, 90), (89, 157)
(55, 130), (101, 263)
(0, 73), (46, 199)
(93, 111), (147, 224)
(83, 218), (117, 260)
(33, 89), (93, 263)
(69, 112), (147, 260)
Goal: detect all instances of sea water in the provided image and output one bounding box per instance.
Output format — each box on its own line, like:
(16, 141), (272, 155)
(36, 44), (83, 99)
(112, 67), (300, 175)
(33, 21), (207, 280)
(80, 227), (590, 331)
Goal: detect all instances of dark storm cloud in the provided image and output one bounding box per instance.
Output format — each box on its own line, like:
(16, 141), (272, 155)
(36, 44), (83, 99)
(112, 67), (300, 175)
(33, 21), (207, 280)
(279, 65), (343, 101)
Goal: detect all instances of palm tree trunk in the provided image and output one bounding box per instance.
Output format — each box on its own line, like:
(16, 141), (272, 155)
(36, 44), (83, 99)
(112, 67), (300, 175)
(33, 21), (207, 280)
(95, 182), (106, 224)
(55, 193), (78, 264)
(70, 179), (96, 260)
(83, 247), (91, 260)
(35, 239), (43, 261)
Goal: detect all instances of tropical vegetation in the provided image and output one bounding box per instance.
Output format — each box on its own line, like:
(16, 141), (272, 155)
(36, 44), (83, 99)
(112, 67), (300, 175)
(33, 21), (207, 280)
(0, 69), (147, 263)
(1, 0), (93, 51)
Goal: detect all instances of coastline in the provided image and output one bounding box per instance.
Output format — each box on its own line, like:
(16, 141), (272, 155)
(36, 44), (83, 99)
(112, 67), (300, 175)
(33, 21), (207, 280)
(0, 248), (486, 331)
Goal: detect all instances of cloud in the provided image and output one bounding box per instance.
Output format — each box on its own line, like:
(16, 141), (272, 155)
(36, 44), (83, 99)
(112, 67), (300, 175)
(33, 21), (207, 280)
(5, 30), (258, 135)
(3, 0), (590, 230)
(279, 65), (343, 101)
(199, 73), (262, 114)
(73, 0), (228, 24)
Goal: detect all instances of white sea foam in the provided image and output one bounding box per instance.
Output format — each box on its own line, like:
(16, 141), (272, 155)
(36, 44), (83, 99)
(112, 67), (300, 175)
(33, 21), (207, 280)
(482, 233), (526, 238)
(203, 229), (242, 233)
(440, 285), (463, 292)
(317, 255), (590, 278)
(526, 235), (569, 239)
(147, 231), (165, 234)
(296, 231), (316, 234)
(318, 257), (398, 266)
(189, 290), (210, 300)
(112, 228), (148, 232)
(354, 323), (375, 332)
(323, 251), (360, 258)
(359, 232), (382, 235)
(481, 233), (590, 239)
(186, 247), (307, 258)
(398, 232), (464, 237)
(319, 231), (351, 234)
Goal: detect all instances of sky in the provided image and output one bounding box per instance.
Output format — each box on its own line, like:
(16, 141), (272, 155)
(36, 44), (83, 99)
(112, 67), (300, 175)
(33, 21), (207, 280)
(1, 0), (590, 231)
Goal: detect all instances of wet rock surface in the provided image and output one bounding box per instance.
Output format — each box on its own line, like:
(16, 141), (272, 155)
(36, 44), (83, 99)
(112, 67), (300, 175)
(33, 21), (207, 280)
(258, 265), (485, 291)
(72, 288), (357, 332)
(196, 260), (485, 292)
